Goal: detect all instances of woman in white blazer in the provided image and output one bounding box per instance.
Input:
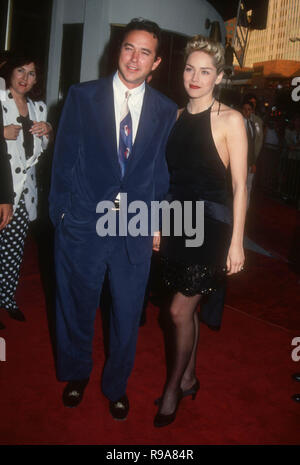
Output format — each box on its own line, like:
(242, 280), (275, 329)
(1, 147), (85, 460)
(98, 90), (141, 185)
(0, 55), (52, 322)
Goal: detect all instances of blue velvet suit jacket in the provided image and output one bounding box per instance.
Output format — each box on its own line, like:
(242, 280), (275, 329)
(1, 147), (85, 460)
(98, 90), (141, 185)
(49, 75), (177, 264)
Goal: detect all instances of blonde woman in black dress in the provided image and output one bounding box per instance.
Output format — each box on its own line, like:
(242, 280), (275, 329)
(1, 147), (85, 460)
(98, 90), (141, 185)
(153, 35), (248, 427)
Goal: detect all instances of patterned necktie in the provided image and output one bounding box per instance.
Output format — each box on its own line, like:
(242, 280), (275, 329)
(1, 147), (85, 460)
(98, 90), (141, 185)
(118, 91), (132, 177)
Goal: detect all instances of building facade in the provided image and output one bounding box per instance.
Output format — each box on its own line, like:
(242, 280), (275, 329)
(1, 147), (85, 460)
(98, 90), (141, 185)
(243, 0), (300, 66)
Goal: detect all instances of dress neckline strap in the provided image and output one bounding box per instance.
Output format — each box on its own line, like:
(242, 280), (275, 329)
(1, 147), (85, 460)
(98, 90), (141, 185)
(186, 98), (215, 116)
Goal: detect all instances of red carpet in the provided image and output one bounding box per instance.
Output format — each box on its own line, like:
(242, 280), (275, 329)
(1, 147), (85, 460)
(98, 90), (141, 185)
(246, 190), (300, 263)
(226, 251), (300, 331)
(0, 191), (300, 445)
(227, 190), (300, 332)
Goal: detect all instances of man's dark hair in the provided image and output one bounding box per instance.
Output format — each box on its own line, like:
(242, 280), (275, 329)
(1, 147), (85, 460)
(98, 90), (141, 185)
(243, 99), (254, 109)
(122, 18), (162, 58)
(243, 93), (257, 103)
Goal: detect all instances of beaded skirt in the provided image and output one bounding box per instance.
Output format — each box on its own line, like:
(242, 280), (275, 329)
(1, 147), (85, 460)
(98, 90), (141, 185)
(161, 256), (227, 297)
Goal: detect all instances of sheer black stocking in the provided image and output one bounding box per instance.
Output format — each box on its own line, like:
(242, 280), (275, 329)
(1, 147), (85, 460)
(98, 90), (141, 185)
(158, 292), (202, 415)
(180, 310), (199, 391)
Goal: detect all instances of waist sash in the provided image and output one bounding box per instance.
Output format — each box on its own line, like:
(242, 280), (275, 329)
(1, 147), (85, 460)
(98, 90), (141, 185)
(165, 189), (232, 226)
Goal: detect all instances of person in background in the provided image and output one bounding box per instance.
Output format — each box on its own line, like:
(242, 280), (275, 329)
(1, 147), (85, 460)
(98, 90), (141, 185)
(242, 100), (257, 209)
(0, 54), (52, 323)
(0, 52), (14, 330)
(244, 93), (264, 161)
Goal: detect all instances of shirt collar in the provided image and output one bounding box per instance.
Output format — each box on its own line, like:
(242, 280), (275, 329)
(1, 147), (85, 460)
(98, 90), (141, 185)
(113, 71), (145, 98)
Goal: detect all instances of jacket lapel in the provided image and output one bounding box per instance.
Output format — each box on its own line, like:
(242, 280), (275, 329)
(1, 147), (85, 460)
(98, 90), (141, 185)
(93, 77), (121, 180)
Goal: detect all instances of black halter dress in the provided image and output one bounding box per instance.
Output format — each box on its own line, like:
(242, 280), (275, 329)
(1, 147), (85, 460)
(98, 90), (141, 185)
(160, 104), (232, 296)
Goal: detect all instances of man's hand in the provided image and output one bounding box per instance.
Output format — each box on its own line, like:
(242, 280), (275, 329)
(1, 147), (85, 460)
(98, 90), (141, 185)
(0, 204), (13, 230)
(152, 231), (161, 252)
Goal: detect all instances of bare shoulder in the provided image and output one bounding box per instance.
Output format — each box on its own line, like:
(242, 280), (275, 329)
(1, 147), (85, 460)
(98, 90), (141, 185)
(212, 102), (243, 124)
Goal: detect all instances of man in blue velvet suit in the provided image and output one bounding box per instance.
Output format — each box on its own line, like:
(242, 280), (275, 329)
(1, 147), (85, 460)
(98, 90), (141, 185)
(49, 18), (177, 419)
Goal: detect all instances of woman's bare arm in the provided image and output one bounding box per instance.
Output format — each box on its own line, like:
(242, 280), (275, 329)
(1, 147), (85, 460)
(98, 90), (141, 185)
(225, 110), (248, 275)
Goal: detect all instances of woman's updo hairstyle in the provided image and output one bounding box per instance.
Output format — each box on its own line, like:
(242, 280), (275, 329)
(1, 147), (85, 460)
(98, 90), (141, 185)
(185, 35), (225, 75)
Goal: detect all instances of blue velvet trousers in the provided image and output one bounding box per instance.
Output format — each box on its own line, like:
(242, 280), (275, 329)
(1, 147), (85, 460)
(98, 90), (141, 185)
(54, 214), (151, 401)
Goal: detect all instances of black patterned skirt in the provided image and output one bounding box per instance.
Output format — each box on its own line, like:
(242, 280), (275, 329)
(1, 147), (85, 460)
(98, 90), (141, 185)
(161, 256), (227, 297)
(159, 197), (232, 297)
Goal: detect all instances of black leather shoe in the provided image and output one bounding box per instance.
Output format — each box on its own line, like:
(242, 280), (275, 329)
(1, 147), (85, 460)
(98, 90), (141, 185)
(8, 308), (25, 322)
(0, 320), (5, 330)
(109, 395), (129, 420)
(292, 373), (300, 382)
(292, 393), (300, 403)
(62, 379), (89, 408)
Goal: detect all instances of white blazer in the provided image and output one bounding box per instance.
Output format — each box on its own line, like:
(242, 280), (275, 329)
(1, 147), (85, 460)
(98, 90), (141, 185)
(1, 89), (49, 221)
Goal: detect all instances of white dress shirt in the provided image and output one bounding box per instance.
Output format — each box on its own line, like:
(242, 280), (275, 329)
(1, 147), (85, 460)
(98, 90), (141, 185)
(113, 71), (145, 151)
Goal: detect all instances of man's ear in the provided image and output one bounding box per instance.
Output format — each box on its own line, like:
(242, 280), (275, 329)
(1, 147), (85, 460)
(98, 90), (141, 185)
(151, 56), (162, 72)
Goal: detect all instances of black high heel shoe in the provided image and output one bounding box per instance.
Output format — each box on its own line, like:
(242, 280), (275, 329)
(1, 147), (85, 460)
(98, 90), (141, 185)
(154, 389), (183, 428)
(154, 378), (199, 405)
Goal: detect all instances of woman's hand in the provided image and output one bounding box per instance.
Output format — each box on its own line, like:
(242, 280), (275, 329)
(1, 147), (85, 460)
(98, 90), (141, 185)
(4, 124), (22, 140)
(152, 231), (161, 252)
(226, 243), (245, 275)
(30, 121), (53, 139)
(0, 204), (13, 230)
